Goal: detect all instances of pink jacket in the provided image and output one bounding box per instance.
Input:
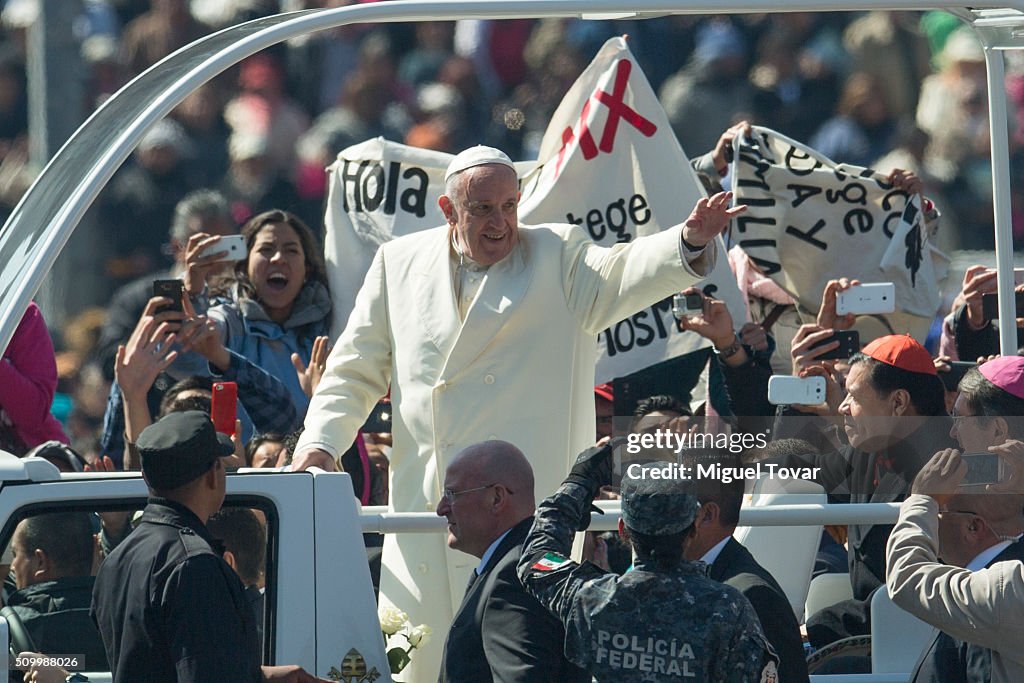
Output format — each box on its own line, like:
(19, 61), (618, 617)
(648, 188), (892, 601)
(0, 302), (68, 449)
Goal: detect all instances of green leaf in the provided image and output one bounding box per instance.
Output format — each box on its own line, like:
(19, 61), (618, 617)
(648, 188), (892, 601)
(387, 646), (411, 673)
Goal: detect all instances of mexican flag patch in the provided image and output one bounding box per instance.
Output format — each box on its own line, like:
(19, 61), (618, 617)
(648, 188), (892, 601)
(532, 553), (569, 572)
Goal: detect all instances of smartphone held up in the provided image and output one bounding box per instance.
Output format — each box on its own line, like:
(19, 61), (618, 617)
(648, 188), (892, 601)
(211, 381), (238, 437)
(768, 375), (826, 405)
(960, 452), (1007, 487)
(152, 279), (184, 314)
(672, 292), (704, 320)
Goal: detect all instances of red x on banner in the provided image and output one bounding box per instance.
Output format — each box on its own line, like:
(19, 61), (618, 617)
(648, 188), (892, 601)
(554, 59), (658, 178)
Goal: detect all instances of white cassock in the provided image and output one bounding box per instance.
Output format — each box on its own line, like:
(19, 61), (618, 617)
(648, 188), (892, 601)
(298, 220), (714, 681)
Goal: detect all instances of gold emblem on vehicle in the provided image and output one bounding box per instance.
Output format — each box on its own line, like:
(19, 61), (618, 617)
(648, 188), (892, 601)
(328, 648), (381, 682)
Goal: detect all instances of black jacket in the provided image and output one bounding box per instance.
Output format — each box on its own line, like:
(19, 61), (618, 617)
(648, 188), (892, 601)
(7, 575), (108, 670)
(951, 302), (1024, 361)
(439, 516), (590, 683)
(785, 418), (956, 647)
(91, 499), (261, 683)
(709, 537), (810, 683)
(781, 418), (955, 601)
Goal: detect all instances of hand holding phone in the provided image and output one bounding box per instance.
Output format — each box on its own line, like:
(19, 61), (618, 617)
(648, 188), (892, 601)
(672, 292), (705, 320)
(768, 375), (826, 405)
(211, 381), (238, 437)
(152, 279), (184, 314)
(836, 283), (896, 316)
(961, 452), (1006, 487)
(981, 291), (1024, 321)
(197, 234), (246, 262)
(808, 330), (860, 361)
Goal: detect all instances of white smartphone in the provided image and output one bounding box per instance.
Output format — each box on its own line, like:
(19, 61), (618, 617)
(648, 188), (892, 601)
(767, 375), (826, 406)
(836, 283), (896, 316)
(960, 452), (1006, 487)
(198, 234), (247, 262)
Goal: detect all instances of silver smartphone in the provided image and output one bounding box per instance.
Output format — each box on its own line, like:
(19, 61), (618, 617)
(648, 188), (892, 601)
(198, 234), (247, 262)
(768, 375), (826, 405)
(836, 283), (896, 316)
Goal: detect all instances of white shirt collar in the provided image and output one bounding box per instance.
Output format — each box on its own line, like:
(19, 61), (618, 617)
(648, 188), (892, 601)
(451, 232), (488, 271)
(699, 536), (732, 566)
(966, 536), (1021, 572)
(476, 528), (513, 575)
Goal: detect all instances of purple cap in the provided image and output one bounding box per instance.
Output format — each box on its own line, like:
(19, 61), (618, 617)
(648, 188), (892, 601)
(978, 356), (1024, 400)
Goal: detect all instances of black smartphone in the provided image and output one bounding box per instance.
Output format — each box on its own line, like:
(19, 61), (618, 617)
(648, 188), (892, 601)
(152, 279), (184, 313)
(808, 330), (860, 360)
(981, 291), (1024, 320)
(939, 361), (976, 392)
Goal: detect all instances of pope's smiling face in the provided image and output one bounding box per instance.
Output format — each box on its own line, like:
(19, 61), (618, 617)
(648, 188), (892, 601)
(439, 164), (520, 266)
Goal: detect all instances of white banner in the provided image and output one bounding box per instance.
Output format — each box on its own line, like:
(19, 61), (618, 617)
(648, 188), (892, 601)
(324, 37), (747, 384)
(729, 126), (948, 339)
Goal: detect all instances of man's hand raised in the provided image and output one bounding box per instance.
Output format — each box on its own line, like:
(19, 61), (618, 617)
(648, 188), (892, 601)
(911, 449), (965, 505)
(987, 440), (1024, 494)
(681, 191), (747, 249)
(565, 439), (618, 497)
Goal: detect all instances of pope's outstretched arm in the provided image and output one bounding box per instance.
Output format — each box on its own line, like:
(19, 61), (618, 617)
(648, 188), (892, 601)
(292, 248), (393, 471)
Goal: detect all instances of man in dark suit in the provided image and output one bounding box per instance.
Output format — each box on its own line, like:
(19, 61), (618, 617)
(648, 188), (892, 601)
(684, 449), (810, 682)
(435, 440), (589, 683)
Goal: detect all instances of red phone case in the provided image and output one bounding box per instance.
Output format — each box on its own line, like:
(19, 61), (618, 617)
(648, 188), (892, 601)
(211, 382), (238, 436)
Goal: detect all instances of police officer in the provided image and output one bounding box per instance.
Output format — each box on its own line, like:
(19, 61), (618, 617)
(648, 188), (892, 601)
(517, 443), (779, 682)
(90, 411), (325, 683)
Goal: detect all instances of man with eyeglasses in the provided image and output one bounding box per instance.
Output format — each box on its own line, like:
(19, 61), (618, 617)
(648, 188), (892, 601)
(292, 144), (745, 677)
(886, 356), (1024, 682)
(436, 440), (589, 683)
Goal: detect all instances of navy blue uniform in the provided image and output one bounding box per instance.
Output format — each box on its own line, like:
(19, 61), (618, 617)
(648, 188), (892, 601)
(518, 482), (779, 682)
(91, 499), (261, 682)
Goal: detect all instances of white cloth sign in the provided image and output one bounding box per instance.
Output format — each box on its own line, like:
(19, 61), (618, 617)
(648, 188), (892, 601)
(729, 126), (948, 339)
(520, 36), (745, 383)
(323, 36), (747, 384)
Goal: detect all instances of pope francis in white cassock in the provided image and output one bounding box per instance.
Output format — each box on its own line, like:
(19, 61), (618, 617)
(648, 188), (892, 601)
(292, 146), (746, 680)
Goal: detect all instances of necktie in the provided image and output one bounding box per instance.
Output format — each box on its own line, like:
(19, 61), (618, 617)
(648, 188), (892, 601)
(464, 569), (479, 596)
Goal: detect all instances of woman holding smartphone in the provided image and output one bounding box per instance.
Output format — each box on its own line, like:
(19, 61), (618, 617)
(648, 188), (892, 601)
(175, 209), (332, 440)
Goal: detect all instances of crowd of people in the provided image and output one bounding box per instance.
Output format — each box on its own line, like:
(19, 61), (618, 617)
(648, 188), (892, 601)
(0, 4), (1021, 464)
(2, 2), (1024, 682)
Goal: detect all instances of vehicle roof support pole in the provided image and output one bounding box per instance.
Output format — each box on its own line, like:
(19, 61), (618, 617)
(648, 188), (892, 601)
(984, 41), (1017, 355)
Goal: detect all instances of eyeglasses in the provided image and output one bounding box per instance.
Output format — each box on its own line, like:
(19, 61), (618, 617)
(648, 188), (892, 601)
(442, 483), (513, 505)
(950, 409), (980, 429)
(462, 200), (518, 219)
(937, 508), (979, 517)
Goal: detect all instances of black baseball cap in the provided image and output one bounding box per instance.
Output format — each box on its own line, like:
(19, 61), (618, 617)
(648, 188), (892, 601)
(137, 411), (234, 490)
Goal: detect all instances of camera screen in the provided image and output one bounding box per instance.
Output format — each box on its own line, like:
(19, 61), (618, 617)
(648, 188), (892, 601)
(962, 453), (1001, 486)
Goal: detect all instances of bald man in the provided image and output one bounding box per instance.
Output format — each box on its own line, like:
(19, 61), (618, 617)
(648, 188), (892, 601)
(436, 441), (589, 683)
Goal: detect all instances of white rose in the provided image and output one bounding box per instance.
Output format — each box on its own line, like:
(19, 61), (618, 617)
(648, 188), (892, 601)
(379, 606), (408, 635)
(407, 624), (432, 649)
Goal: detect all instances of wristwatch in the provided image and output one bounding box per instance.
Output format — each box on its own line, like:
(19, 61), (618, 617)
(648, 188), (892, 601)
(713, 335), (743, 360)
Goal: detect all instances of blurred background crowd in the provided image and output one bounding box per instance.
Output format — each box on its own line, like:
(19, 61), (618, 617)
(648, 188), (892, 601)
(1, 0), (1023, 480)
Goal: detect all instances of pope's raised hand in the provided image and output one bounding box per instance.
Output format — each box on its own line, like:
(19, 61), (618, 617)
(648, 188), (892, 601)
(681, 191), (747, 248)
